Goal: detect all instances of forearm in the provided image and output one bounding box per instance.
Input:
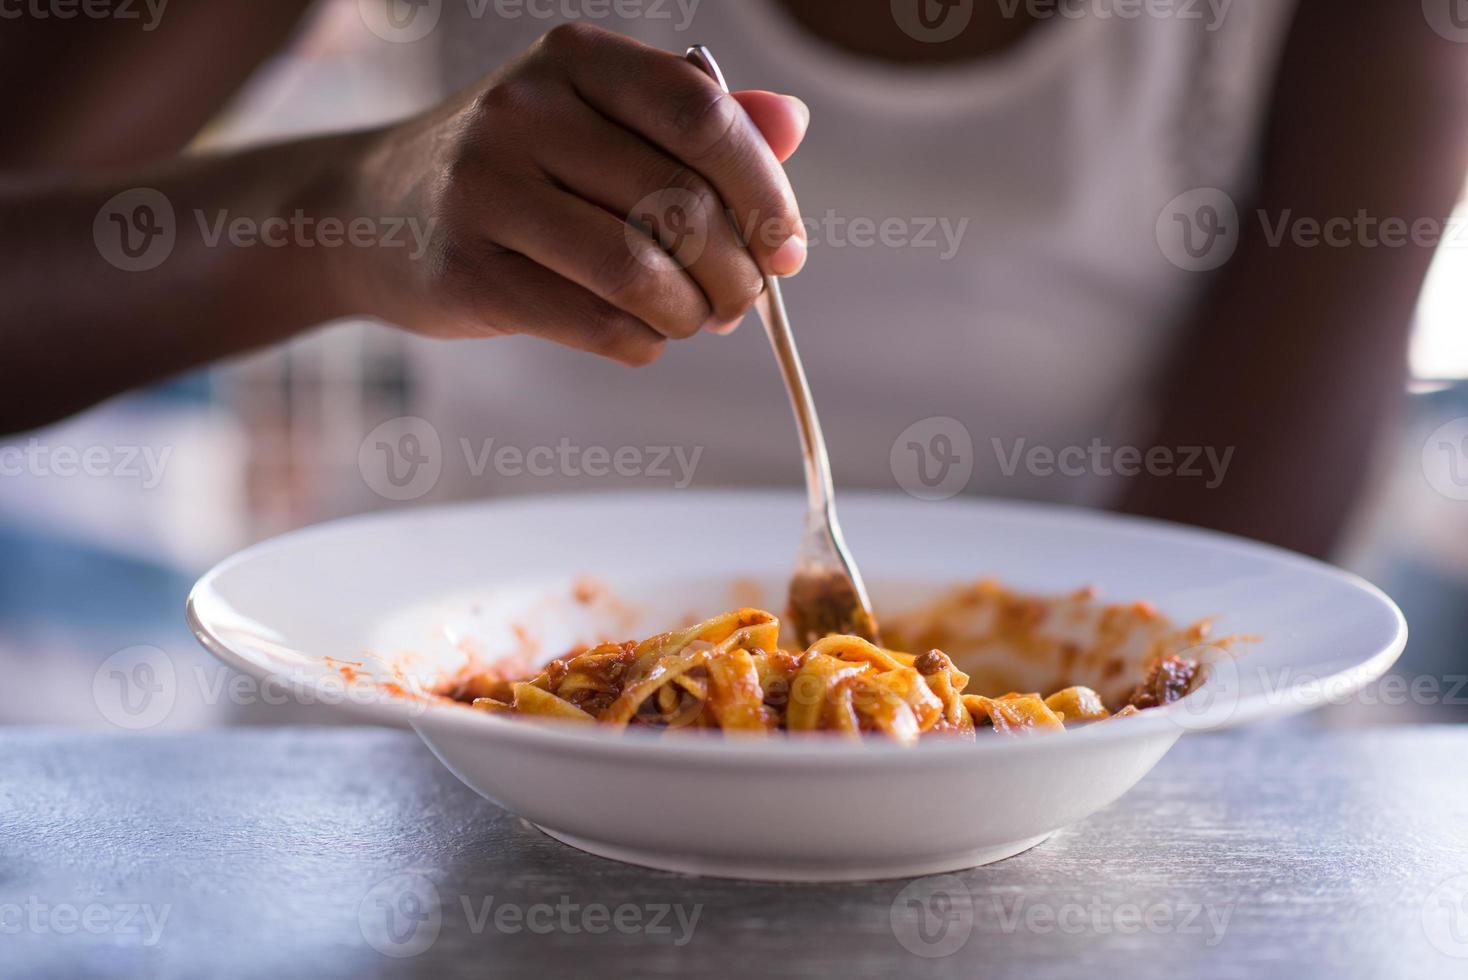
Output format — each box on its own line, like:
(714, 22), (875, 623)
(1118, 0), (1468, 559)
(0, 0), (318, 171)
(1117, 246), (1420, 560)
(0, 130), (379, 434)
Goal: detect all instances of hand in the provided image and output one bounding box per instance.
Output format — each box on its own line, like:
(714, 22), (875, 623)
(344, 23), (811, 365)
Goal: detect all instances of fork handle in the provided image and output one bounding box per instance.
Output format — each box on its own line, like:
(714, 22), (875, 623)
(684, 45), (833, 519)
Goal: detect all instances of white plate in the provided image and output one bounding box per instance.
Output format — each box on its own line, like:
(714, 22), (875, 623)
(188, 492), (1405, 881)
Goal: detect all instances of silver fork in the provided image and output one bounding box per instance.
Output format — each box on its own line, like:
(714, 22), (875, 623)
(684, 44), (880, 648)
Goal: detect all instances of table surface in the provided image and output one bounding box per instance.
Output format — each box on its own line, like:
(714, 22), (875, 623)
(3, 726), (1467, 980)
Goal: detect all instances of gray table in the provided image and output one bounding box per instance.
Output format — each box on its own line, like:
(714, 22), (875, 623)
(3, 726), (1467, 979)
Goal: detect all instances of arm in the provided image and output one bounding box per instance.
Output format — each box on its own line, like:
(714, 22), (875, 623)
(0, 21), (810, 435)
(1, 133), (368, 430)
(0, 0), (318, 169)
(1119, 0), (1468, 559)
(0, 0), (330, 431)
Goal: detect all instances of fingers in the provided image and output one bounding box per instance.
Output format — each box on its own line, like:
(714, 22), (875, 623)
(542, 23), (807, 277)
(531, 97), (764, 331)
(478, 172), (712, 341)
(449, 250), (667, 366)
(414, 24), (814, 362)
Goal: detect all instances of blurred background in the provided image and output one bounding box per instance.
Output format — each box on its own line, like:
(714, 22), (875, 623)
(3, 0), (1465, 730)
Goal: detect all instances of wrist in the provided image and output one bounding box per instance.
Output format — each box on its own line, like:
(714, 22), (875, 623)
(311, 119), (443, 330)
(278, 127), (404, 326)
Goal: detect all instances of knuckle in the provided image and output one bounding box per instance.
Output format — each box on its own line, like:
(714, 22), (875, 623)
(665, 166), (721, 220)
(586, 303), (633, 349)
(542, 21), (601, 58)
(469, 78), (534, 122)
(593, 240), (658, 308)
(667, 86), (741, 161)
(596, 239), (703, 340)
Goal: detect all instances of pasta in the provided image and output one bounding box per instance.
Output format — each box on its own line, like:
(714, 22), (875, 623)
(462, 606), (1202, 744)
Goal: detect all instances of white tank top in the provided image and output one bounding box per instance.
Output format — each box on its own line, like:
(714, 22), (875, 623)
(411, 0), (1298, 504)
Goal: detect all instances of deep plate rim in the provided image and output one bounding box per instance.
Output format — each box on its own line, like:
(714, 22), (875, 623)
(187, 489), (1408, 765)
